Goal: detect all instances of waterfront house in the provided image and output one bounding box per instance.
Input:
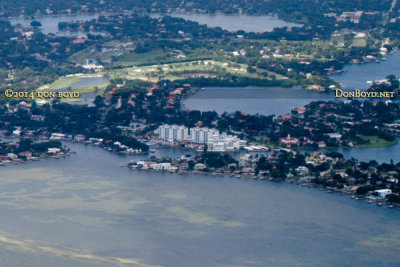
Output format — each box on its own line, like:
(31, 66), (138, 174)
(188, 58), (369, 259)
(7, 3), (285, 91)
(50, 133), (66, 141)
(48, 148), (61, 154)
(195, 163), (207, 170)
(7, 153), (18, 160)
(19, 151), (32, 159)
(74, 134), (86, 142)
(375, 189), (392, 198)
(179, 162), (189, 171)
(151, 163), (172, 171)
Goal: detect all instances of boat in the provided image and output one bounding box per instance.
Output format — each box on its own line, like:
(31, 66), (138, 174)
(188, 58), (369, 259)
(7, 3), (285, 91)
(377, 203), (383, 206)
(388, 205), (394, 208)
(149, 149), (156, 153)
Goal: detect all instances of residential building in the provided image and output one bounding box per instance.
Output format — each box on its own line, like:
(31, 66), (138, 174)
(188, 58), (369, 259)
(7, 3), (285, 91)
(158, 125), (189, 142)
(375, 189), (392, 198)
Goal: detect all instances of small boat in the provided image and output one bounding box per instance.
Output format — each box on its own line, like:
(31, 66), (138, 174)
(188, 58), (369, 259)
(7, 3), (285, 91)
(388, 205), (394, 209)
(377, 203), (383, 206)
(368, 200), (373, 204)
(149, 149), (156, 153)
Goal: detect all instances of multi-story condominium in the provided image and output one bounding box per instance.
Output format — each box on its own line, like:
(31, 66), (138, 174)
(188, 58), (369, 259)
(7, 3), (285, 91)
(158, 125), (245, 151)
(189, 127), (219, 144)
(158, 125), (189, 142)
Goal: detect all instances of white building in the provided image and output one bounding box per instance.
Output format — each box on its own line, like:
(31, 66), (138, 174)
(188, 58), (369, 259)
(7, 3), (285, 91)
(48, 148), (61, 154)
(151, 163), (172, 171)
(375, 189), (392, 198)
(194, 163), (207, 170)
(207, 132), (242, 151)
(158, 125), (245, 151)
(50, 133), (66, 141)
(339, 11), (363, 23)
(189, 127), (219, 144)
(158, 125), (189, 142)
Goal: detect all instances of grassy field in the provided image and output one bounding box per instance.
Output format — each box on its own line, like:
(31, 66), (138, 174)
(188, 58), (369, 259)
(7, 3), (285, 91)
(108, 59), (286, 82)
(38, 76), (82, 91)
(36, 74), (110, 104)
(356, 135), (398, 148)
(34, 58), (286, 104)
(69, 41), (130, 64)
(252, 135), (398, 150)
(37, 74), (109, 92)
(116, 50), (167, 66)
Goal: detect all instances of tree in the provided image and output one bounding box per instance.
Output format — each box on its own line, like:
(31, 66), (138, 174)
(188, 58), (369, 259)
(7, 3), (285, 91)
(356, 186), (374, 195)
(387, 194), (400, 203)
(30, 20), (42, 27)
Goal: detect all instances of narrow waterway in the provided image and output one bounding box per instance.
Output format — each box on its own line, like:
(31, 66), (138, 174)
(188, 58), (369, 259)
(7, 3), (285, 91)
(0, 142), (399, 266)
(9, 14), (102, 37)
(153, 13), (301, 32)
(330, 50), (400, 90)
(183, 86), (333, 116)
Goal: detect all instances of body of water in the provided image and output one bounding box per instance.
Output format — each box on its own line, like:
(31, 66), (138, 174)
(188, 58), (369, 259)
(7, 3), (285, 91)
(330, 50), (400, 90)
(9, 13), (300, 37)
(184, 49), (400, 117)
(326, 139), (400, 164)
(65, 76), (109, 106)
(9, 14), (102, 37)
(153, 13), (301, 32)
(3, 12), (400, 267)
(68, 77), (109, 89)
(0, 142), (399, 266)
(183, 86), (333, 116)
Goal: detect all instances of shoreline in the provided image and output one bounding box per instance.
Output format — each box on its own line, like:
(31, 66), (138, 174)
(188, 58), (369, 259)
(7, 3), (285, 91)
(151, 136), (399, 154)
(0, 135), (397, 210)
(127, 165), (400, 209)
(0, 151), (72, 166)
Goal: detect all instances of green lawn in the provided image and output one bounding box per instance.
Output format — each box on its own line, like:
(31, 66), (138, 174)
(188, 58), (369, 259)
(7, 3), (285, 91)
(116, 50), (167, 66)
(38, 76), (82, 91)
(357, 135), (398, 148)
(109, 59), (287, 82)
(36, 74), (110, 104)
(37, 74), (109, 92)
(72, 81), (109, 93)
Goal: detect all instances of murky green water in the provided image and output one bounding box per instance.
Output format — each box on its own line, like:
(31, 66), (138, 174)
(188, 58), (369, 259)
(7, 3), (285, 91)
(0, 143), (399, 266)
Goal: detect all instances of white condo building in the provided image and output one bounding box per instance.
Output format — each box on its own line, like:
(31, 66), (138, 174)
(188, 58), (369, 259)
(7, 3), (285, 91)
(158, 125), (245, 151)
(158, 125), (189, 142)
(189, 127), (219, 144)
